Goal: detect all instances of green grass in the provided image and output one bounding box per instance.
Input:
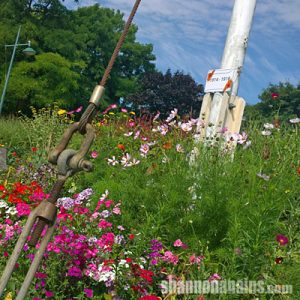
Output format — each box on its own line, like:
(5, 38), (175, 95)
(1, 110), (299, 299)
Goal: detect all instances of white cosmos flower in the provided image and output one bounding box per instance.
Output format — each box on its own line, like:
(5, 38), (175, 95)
(237, 132), (248, 144)
(263, 123), (274, 130)
(180, 123), (193, 132)
(126, 158), (140, 167)
(261, 130), (272, 136)
(176, 144), (185, 153)
(121, 153), (131, 167)
(243, 141), (252, 150)
(0, 200), (8, 209)
(290, 118), (300, 124)
(124, 132), (133, 137)
(166, 108), (178, 123)
(257, 172), (270, 181)
(5, 206), (17, 216)
(158, 124), (169, 135)
(107, 156), (119, 166)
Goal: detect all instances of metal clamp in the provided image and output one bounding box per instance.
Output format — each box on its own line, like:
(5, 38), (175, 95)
(89, 85), (105, 107)
(48, 122), (96, 175)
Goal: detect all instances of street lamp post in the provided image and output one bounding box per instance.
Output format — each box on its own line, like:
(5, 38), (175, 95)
(0, 25), (36, 115)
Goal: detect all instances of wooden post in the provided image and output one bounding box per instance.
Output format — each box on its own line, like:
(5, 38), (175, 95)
(0, 148), (7, 170)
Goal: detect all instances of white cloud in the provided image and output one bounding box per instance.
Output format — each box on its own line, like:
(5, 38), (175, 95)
(64, 0), (300, 103)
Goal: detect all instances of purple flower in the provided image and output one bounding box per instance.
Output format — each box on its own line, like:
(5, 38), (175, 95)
(57, 197), (74, 210)
(75, 188), (94, 202)
(114, 234), (125, 245)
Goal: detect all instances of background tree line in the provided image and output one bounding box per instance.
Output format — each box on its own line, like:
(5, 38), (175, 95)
(0, 0), (299, 120)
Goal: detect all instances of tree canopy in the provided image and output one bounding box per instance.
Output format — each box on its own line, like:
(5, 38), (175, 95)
(127, 69), (204, 117)
(0, 0), (155, 114)
(246, 82), (300, 121)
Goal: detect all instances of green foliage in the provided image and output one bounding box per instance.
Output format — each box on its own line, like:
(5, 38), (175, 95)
(1, 109), (300, 298)
(127, 69), (204, 116)
(4, 53), (82, 113)
(254, 82), (300, 120)
(0, 1), (156, 114)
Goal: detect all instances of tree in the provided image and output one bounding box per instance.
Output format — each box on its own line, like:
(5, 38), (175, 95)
(0, 1), (156, 114)
(127, 69), (204, 117)
(3, 53), (82, 113)
(255, 82), (300, 120)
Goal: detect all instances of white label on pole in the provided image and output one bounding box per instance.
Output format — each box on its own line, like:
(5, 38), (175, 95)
(204, 68), (237, 93)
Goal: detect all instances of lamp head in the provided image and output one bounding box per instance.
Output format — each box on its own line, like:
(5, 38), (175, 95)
(23, 47), (36, 57)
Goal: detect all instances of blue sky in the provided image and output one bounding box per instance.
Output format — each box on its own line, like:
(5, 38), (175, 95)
(64, 0), (300, 104)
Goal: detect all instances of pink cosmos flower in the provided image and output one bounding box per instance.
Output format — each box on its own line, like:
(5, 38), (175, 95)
(162, 251), (179, 265)
(102, 104), (118, 114)
(91, 151), (98, 159)
(67, 106), (83, 115)
(276, 234), (289, 246)
(208, 273), (221, 283)
(174, 239), (183, 247)
(189, 254), (205, 265)
(140, 144), (150, 155)
(112, 207), (121, 215)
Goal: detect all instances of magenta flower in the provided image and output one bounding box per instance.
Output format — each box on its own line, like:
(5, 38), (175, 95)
(67, 266), (82, 278)
(16, 203), (31, 217)
(45, 291), (54, 298)
(276, 234), (289, 246)
(91, 151), (98, 159)
(84, 288), (93, 298)
(271, 92), (279, 99)
(98, 219), (112, 229)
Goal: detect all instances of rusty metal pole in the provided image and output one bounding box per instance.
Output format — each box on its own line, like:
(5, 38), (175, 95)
(0, 1), (143, 299)
(205, 0), (257, 138)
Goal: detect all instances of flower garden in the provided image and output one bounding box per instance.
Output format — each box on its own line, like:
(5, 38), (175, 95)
(0, 106), (299, 299)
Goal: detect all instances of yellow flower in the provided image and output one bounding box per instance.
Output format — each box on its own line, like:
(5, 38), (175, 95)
(129, 111), (135, 115)
(108, 112), (115, 115)
(4, 292), (12, 300)
(57, 109), (67, 115)
(0, 144), (4, 147)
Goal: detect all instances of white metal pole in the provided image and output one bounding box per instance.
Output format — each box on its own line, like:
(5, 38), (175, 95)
(221, 0), (257, 96)
(205, 0), (256, 138)
(0, 26), (21, 115)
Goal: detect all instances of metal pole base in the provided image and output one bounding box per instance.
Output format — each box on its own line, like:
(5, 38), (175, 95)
(0, 205), (57, 299)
